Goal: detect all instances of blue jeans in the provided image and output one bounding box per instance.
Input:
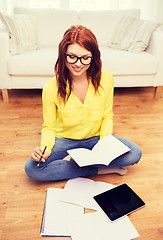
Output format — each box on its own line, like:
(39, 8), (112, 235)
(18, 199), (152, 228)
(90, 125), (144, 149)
(25, 136), (142, 181)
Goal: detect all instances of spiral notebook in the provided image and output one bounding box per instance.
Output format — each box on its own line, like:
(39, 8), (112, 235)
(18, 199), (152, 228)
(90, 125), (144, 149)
(40, 188), (83, 237)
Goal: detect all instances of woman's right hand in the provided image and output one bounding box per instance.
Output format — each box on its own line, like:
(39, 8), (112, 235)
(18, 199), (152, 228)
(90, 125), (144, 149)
(30, 147), (49, 162)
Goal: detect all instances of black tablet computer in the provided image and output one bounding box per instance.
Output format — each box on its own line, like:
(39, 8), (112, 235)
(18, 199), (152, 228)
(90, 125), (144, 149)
(93, 183), (145, 221)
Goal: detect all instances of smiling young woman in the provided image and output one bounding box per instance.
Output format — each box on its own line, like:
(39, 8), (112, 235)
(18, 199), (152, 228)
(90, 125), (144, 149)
(25, 25), (142, 181)
(55, 25), (102, 102)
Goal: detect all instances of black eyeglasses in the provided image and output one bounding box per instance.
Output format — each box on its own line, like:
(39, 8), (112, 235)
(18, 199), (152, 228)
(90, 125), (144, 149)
(65, 54), (93, 65)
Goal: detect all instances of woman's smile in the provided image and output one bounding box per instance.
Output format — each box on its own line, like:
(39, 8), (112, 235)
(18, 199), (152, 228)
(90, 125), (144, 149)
(72, 66), (84, 72)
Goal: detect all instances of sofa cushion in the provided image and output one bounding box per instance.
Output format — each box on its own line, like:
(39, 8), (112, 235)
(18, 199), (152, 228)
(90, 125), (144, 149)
(14, 8), (79, 47)
(79, 9), (140, 46)
(7, 47), (158, 77)
(7, 48), (58, 76)
(109, 15), (161, 52)
(0, 12), (37, 55)
(100, 47), (158, 75)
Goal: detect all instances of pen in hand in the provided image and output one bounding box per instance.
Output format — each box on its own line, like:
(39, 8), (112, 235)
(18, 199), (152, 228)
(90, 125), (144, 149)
(37, 146), (47, 167)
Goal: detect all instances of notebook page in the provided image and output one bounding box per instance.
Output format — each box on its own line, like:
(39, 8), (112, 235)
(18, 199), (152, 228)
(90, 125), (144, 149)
(41, 188), (83, 237)
(92, 134), (131, 164)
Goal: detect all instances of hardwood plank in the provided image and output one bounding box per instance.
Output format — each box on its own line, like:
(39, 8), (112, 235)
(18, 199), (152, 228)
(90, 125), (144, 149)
(0, 87), (163, 240)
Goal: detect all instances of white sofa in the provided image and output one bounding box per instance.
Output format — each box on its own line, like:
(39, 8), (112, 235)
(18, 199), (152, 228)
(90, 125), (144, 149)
(0, 8), (163, 102)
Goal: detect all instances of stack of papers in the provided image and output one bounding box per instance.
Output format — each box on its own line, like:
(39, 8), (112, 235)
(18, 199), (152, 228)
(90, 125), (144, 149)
(40, 178), (140, 239)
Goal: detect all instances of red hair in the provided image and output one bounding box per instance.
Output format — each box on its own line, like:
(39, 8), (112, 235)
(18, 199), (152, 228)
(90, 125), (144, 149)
(54, 25), (102, 102)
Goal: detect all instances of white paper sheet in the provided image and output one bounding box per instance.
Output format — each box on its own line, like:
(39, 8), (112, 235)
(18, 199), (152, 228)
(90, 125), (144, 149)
(61, 177), (115, 210)
(67, 211), (139, 240)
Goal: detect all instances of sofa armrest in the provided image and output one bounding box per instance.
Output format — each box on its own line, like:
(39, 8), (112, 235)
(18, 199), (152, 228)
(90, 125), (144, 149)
(0, 30), (11, 89)
(146, 30), (163, 86)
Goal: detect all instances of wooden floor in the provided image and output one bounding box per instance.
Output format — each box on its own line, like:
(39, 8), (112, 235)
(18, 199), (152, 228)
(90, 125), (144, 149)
(0, 87), (163, 240)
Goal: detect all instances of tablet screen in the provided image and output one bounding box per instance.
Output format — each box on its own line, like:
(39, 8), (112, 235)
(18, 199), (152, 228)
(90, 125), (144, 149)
(93, 184), (145, 221)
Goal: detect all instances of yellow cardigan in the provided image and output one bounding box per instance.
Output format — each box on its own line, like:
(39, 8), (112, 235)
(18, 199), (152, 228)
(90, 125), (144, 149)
(41, 69), (114, 154)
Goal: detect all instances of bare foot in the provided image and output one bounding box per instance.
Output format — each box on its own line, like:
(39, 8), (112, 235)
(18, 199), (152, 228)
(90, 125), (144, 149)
(63, 155), (71, 161)
(98, 167), (127, 176)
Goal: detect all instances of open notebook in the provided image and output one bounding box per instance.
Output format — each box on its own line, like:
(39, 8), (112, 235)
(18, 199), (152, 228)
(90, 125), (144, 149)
(68, 134), (130, 167)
